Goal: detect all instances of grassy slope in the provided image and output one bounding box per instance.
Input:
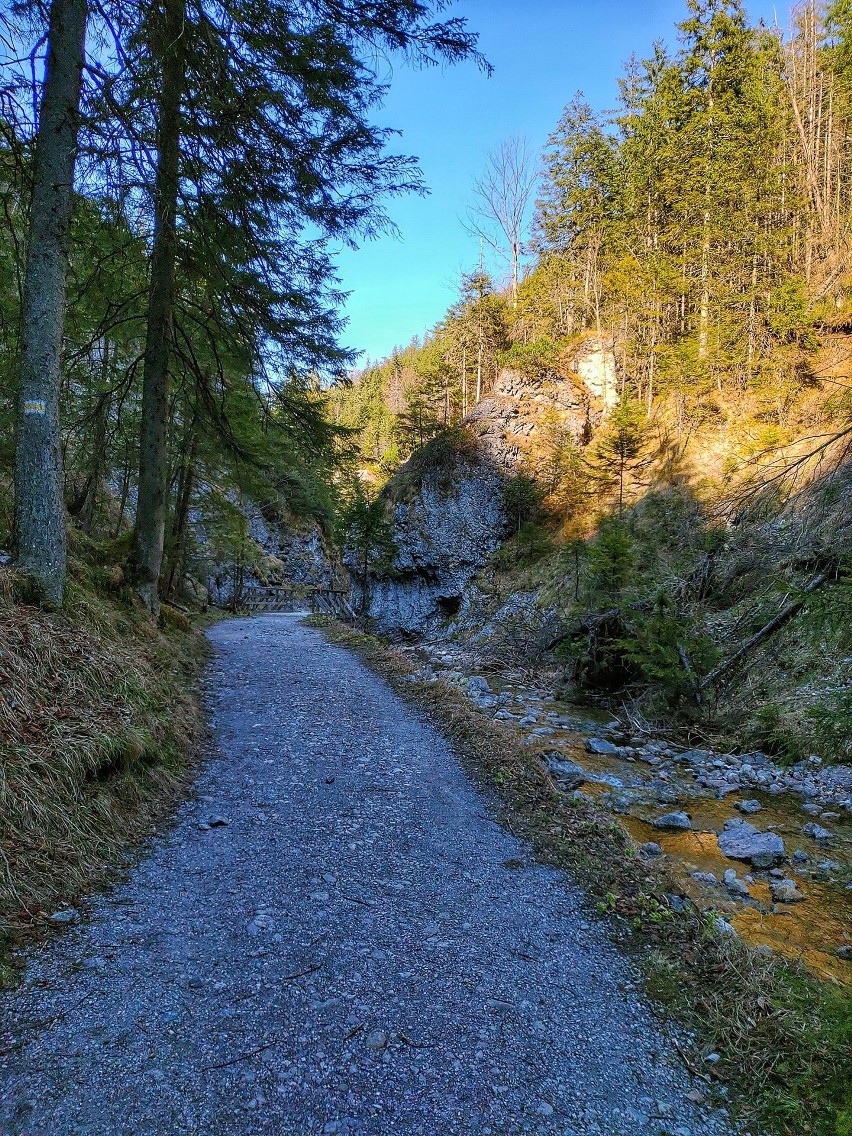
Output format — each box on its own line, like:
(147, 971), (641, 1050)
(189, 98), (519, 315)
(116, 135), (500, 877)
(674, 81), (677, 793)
(0, 541), (209, 968)
(473, 465), (852, 764)
(310, 616), (852, 1136)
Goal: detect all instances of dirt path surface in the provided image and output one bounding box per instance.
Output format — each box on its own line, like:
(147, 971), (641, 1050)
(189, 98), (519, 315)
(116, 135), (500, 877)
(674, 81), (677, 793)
(0, 616), (740, 1136)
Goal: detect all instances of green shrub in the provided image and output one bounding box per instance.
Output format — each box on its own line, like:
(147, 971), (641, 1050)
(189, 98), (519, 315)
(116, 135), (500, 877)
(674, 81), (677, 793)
(618, 592), (719, 710)
(806, 689), (852, 764)
(492, 522), (555, 568)
(502, 474), (545, 534)
(586, 517), (635, 601)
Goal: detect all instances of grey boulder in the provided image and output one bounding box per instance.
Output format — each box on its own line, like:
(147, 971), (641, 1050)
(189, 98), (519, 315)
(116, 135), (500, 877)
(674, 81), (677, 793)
(802, 821), (832, 841)
(585, 738), (620, 756)
(543, 754), (587, 790)
(717, 820), (785, 867)
(770, 878), (806, 904)
(736, 799), (762, 815)
(653, 811), (691, 831)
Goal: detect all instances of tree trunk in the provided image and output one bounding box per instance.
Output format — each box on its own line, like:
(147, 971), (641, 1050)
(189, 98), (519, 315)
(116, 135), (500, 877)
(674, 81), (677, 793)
(476, 332), (483, 404)
(698, 210), (710, 360)
(461, 346), (467, 417)
(13, 0), (87, 608)
(164, 430), (197, 596)
(113, 447), (131, 538)
(132, 0), (186, 614)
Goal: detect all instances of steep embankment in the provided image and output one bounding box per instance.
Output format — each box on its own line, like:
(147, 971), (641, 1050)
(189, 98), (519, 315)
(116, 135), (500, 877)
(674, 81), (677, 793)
(363, 331), (852, 772)
(0, 540), (208, 967)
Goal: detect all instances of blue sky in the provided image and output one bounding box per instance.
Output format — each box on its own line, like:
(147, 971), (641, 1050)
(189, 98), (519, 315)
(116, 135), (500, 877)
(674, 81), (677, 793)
(334, 0), (782, 366)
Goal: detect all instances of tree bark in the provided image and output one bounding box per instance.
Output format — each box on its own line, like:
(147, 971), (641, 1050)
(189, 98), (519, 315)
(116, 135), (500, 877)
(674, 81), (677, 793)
(164, 430), (197, 596)
(13, 0), (87, 608)
(132, 0), (186, 613)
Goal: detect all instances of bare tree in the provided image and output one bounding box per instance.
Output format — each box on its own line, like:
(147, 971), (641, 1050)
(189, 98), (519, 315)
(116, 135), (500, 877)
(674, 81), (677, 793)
(465, 136), (536, 305)
(13, 0), (88, 608)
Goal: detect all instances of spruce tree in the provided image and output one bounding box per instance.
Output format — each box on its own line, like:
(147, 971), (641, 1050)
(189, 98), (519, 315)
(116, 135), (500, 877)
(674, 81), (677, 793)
(12, 0), (88, 607)
(119, 0), (483, 612)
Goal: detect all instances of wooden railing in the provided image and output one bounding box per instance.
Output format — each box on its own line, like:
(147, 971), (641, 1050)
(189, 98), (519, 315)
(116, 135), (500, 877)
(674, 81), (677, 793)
(243, 585), (354, 620)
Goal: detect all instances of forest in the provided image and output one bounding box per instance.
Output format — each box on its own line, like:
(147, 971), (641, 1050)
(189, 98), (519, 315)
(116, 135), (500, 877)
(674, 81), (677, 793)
(339, 0), (852, 466)
(1, 2), (851, 1135)
(334, 0), (852, 763)
(0, 0), (483, 613)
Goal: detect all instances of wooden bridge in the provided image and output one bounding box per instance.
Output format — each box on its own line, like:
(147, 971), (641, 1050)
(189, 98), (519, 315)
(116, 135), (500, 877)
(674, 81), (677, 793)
(243, 585), (355, 620)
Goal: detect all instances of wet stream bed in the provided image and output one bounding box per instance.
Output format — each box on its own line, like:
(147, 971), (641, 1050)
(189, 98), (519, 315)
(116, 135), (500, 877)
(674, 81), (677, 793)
(409, 645), (852, 985)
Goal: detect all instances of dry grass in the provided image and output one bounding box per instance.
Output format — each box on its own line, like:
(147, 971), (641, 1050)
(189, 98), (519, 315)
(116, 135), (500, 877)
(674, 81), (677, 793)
(0, 552), (209, 956)
(311, 616), (852, 1136)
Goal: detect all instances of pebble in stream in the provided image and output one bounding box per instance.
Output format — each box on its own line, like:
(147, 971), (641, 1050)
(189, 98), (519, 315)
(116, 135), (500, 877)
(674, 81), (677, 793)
(0, 615), (741, 1135)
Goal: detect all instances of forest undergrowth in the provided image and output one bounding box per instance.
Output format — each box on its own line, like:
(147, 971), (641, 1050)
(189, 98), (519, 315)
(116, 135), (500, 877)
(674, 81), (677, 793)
(472, 450), (852, 766)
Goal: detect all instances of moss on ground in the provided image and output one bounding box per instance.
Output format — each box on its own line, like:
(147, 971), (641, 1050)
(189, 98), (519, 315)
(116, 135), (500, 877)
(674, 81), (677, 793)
(0, 536), (209, 959)
(310, 615), (852, 1136)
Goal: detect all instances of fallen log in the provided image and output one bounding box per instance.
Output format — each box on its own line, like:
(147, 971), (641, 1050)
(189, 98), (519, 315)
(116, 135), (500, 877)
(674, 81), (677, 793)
(699, 572), (833, 691)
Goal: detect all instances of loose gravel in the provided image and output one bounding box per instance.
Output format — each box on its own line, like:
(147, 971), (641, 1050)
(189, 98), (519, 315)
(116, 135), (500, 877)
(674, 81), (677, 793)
(0, 615), (742, 1135)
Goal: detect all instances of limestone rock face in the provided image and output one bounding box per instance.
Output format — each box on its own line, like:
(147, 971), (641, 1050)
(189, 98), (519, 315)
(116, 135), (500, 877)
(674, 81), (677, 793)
(573, 338), (619, 408)
(364, 456), (506, 636)
(364, 344), (619, 637)
(250, 512), (343, 592)
(465, 354), (611, 470)
(204, 505), (344, 607)
(363, 343), (622, 640)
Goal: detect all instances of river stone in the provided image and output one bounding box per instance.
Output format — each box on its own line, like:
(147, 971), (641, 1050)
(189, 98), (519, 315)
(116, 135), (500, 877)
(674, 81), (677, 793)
(677, 748), (714, 766)
(837, 945), (852, 961)
(770, 878), (805, 903)
(717, 821), (785, 867)
(722, 869), (749, 897)
(802, 821), (832, 841)
(736, 799), (762, 815)
(653, 811), (691, 831)
(543, 755), (587, 790)
(692, 872), (717, 886)
(639, 842), (663, 857)
(585, 738), (620, 756)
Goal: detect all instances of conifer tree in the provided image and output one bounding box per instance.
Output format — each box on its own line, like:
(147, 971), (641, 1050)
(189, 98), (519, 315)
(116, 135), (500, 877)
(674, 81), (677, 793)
(113, 0), (483, 612)
(12, 0), (88, 607)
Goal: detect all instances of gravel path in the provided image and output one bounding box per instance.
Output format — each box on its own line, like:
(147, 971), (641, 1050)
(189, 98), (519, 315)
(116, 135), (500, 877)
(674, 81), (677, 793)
(0, 615), (740, 1136)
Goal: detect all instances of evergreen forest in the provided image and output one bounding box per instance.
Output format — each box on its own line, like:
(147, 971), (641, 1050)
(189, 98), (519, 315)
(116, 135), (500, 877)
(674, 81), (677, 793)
(1, 3), (851, 1135)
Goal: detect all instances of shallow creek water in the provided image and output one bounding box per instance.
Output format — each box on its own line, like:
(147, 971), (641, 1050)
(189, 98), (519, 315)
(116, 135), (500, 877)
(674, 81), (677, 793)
(549, 706), (850, 984)
(421, 657), (852, 985)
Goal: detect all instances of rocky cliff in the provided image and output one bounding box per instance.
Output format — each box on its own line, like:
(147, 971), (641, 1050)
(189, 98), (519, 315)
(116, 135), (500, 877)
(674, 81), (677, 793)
(365, 338), (619, 636)
(204, 505), (345, 609)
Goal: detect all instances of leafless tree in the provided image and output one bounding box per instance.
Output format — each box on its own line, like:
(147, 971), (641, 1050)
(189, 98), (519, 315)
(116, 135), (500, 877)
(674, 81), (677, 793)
(465, 136), (537, 305)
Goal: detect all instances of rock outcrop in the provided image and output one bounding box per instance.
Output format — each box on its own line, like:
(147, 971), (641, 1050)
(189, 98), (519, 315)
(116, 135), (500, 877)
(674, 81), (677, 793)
(363, 451), (506, 636)
(365, 340), (621, 637)
(204, 505), (345, 608)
